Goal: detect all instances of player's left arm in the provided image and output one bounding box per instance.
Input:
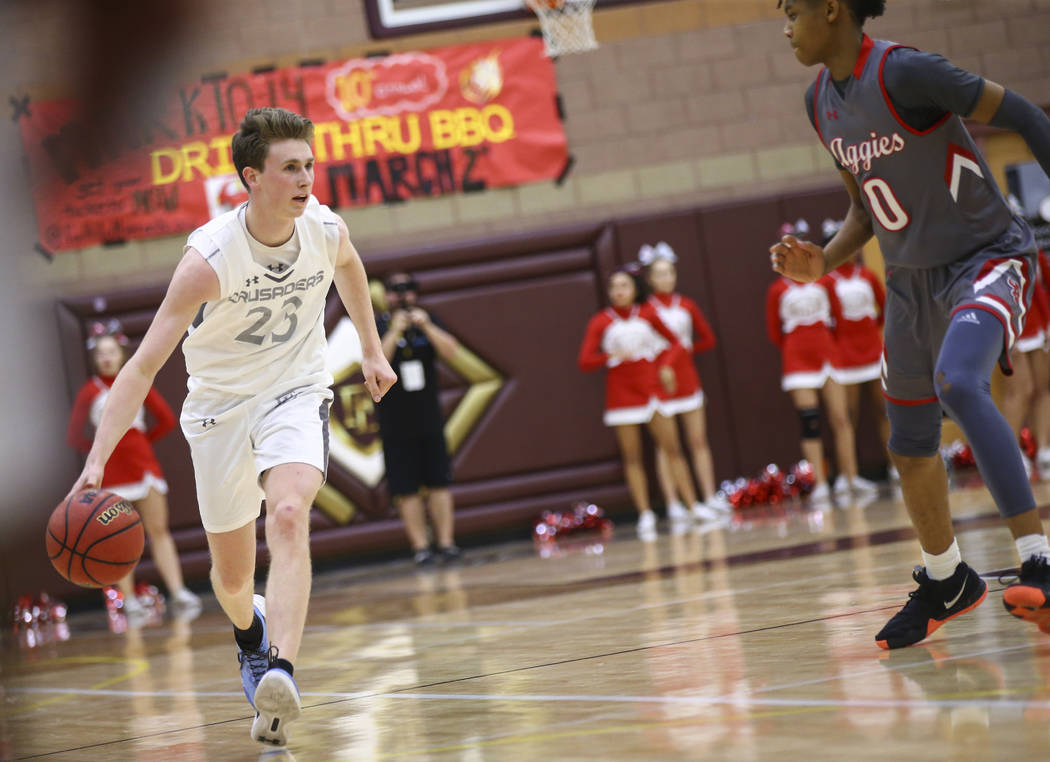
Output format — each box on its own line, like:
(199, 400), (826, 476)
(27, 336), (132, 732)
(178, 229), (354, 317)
(886, 49), (1050, 180)
(331, 217), (397, 403)
(969, 81), (1050, 179)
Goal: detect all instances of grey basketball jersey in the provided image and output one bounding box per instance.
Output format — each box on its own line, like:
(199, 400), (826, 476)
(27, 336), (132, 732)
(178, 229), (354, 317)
(812, 37), (1017, 269)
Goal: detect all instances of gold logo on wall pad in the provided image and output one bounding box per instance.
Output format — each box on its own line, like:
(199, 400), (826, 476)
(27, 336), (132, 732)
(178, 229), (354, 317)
(318, 316), (502, 525)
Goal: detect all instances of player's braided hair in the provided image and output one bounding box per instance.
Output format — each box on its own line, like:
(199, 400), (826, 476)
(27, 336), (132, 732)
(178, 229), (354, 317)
(777, 0), (886, 25)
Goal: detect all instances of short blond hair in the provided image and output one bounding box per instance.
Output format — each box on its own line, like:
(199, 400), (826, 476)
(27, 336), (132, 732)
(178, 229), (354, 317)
(232, 107), (314, 190)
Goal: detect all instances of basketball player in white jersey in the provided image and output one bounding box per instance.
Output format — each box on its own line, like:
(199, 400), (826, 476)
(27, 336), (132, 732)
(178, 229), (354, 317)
(67, 107), (397, 746)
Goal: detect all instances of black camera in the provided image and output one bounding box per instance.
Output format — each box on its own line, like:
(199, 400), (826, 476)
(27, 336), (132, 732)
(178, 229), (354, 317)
(386, 278), (418, 312)
(389, 279), (419, 294)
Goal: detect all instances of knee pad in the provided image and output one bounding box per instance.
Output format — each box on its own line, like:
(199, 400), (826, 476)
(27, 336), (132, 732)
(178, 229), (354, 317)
(798, 407), (821, 440)
(887, 399), (942, 457)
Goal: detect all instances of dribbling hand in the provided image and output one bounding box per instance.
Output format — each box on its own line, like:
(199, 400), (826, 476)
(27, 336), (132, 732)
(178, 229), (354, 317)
(769, 235), (826, 283)
(66, 460), (103, 502)
(362, 353), (398, 403)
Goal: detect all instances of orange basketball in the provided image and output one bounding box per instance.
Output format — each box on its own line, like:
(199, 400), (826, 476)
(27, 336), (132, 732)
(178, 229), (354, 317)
(46, 489), (145, 587)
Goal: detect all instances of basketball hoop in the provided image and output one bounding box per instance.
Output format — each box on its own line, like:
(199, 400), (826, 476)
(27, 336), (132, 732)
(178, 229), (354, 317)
(525, 0), (598, 57)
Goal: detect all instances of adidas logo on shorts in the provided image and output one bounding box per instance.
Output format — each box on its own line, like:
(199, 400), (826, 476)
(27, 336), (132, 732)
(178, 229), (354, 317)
(958, 311), (981, 325)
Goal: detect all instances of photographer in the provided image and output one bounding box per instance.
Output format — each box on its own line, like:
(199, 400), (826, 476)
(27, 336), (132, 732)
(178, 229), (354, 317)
(377, 272), (462, 565)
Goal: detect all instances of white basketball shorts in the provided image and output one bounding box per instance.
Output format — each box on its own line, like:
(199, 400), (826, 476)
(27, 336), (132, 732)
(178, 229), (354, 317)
(181, 385), (333, 533)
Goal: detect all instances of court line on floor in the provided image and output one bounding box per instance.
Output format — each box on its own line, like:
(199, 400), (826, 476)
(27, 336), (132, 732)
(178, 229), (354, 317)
(41, 510), (1021, 648)
(11, 601), (1035, 759)
(12, 518), (1034, 757)
(6, 558), (913, 718)
(16, 683), (1045, 712)
(366, 690), (1050, 710)
(5, 561), (994, 702)
(302, 558), (940, 662)
(747, 637), (1030, 696)
(7, 657), (150, 714)
(307, 515), (1023, 650)
(5, 599), (904, 758)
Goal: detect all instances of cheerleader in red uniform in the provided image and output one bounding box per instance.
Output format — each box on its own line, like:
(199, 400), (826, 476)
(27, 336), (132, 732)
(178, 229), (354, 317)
(823, 218), (886, 494)
(766, 219), (862, 504)
(579, 267), (705, 538)
(67, 322), (200, 617)
(1002, 248), (1050, 475)
(640, 242), (728, 520)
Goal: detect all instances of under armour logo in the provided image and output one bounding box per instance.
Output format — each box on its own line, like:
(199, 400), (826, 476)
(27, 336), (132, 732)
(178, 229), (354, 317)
(267, 263), (287, 273)
(958, 311), (981, 325)
(826, 109), (838, 120)
(245, 276), (259, 287)
(201, 418), (216, 428)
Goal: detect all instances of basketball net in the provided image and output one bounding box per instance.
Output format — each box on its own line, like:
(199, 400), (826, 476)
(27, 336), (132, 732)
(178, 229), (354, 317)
(525, 0), (598, 57)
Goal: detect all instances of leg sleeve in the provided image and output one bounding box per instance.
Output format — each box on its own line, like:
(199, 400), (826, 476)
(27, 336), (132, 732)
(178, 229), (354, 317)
(935, 309), (1035, 518)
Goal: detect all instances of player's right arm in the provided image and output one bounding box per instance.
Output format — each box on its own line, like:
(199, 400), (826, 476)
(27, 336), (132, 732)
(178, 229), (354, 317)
(822, 170), (874, 272)
(770, 179), (873, 283)
(67, 249), (219, 498)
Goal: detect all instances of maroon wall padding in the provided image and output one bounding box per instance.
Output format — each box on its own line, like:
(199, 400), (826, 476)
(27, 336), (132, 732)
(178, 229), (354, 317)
(613, 209), (742, 480)
(37, 183), (887, 600)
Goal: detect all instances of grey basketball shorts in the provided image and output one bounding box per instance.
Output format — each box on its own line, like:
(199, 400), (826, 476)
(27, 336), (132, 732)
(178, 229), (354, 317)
(881, 247), (1036, 405)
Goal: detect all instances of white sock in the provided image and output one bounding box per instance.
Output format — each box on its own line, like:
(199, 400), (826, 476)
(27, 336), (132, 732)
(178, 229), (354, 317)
(1015, 533), (1050, 564)
(922, 538), (962, 581)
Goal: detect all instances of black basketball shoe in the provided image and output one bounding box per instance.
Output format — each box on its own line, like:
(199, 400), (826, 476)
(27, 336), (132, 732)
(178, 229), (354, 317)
(875, 563), (987, 650)
(1003, 555), (1050, 634)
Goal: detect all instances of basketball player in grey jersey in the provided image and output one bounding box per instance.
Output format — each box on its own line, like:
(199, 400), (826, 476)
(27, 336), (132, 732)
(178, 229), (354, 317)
(772, 0), (1050, 649)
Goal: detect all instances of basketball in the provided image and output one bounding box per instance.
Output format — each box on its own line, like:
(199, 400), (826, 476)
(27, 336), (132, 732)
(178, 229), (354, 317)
(45, 489), (145, 587)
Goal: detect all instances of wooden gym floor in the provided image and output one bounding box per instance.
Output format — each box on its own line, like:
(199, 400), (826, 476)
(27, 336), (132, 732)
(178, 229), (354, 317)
(4, 480), (1050, 761)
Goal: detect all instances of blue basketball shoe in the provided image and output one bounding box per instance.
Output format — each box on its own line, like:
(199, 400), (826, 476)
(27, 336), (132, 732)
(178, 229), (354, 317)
(237, 594), (269, 707)
(251, 666), (301, 746)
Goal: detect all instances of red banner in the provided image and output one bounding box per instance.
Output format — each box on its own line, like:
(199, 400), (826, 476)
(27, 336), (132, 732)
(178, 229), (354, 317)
(19, 37), (568, 253)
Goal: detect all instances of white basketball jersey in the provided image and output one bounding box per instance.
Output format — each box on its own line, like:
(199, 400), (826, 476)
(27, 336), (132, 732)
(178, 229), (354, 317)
(183, 195), (340, 402)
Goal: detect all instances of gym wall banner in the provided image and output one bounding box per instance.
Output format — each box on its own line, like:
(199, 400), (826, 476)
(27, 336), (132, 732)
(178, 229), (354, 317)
(18, 36), (568, 253)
